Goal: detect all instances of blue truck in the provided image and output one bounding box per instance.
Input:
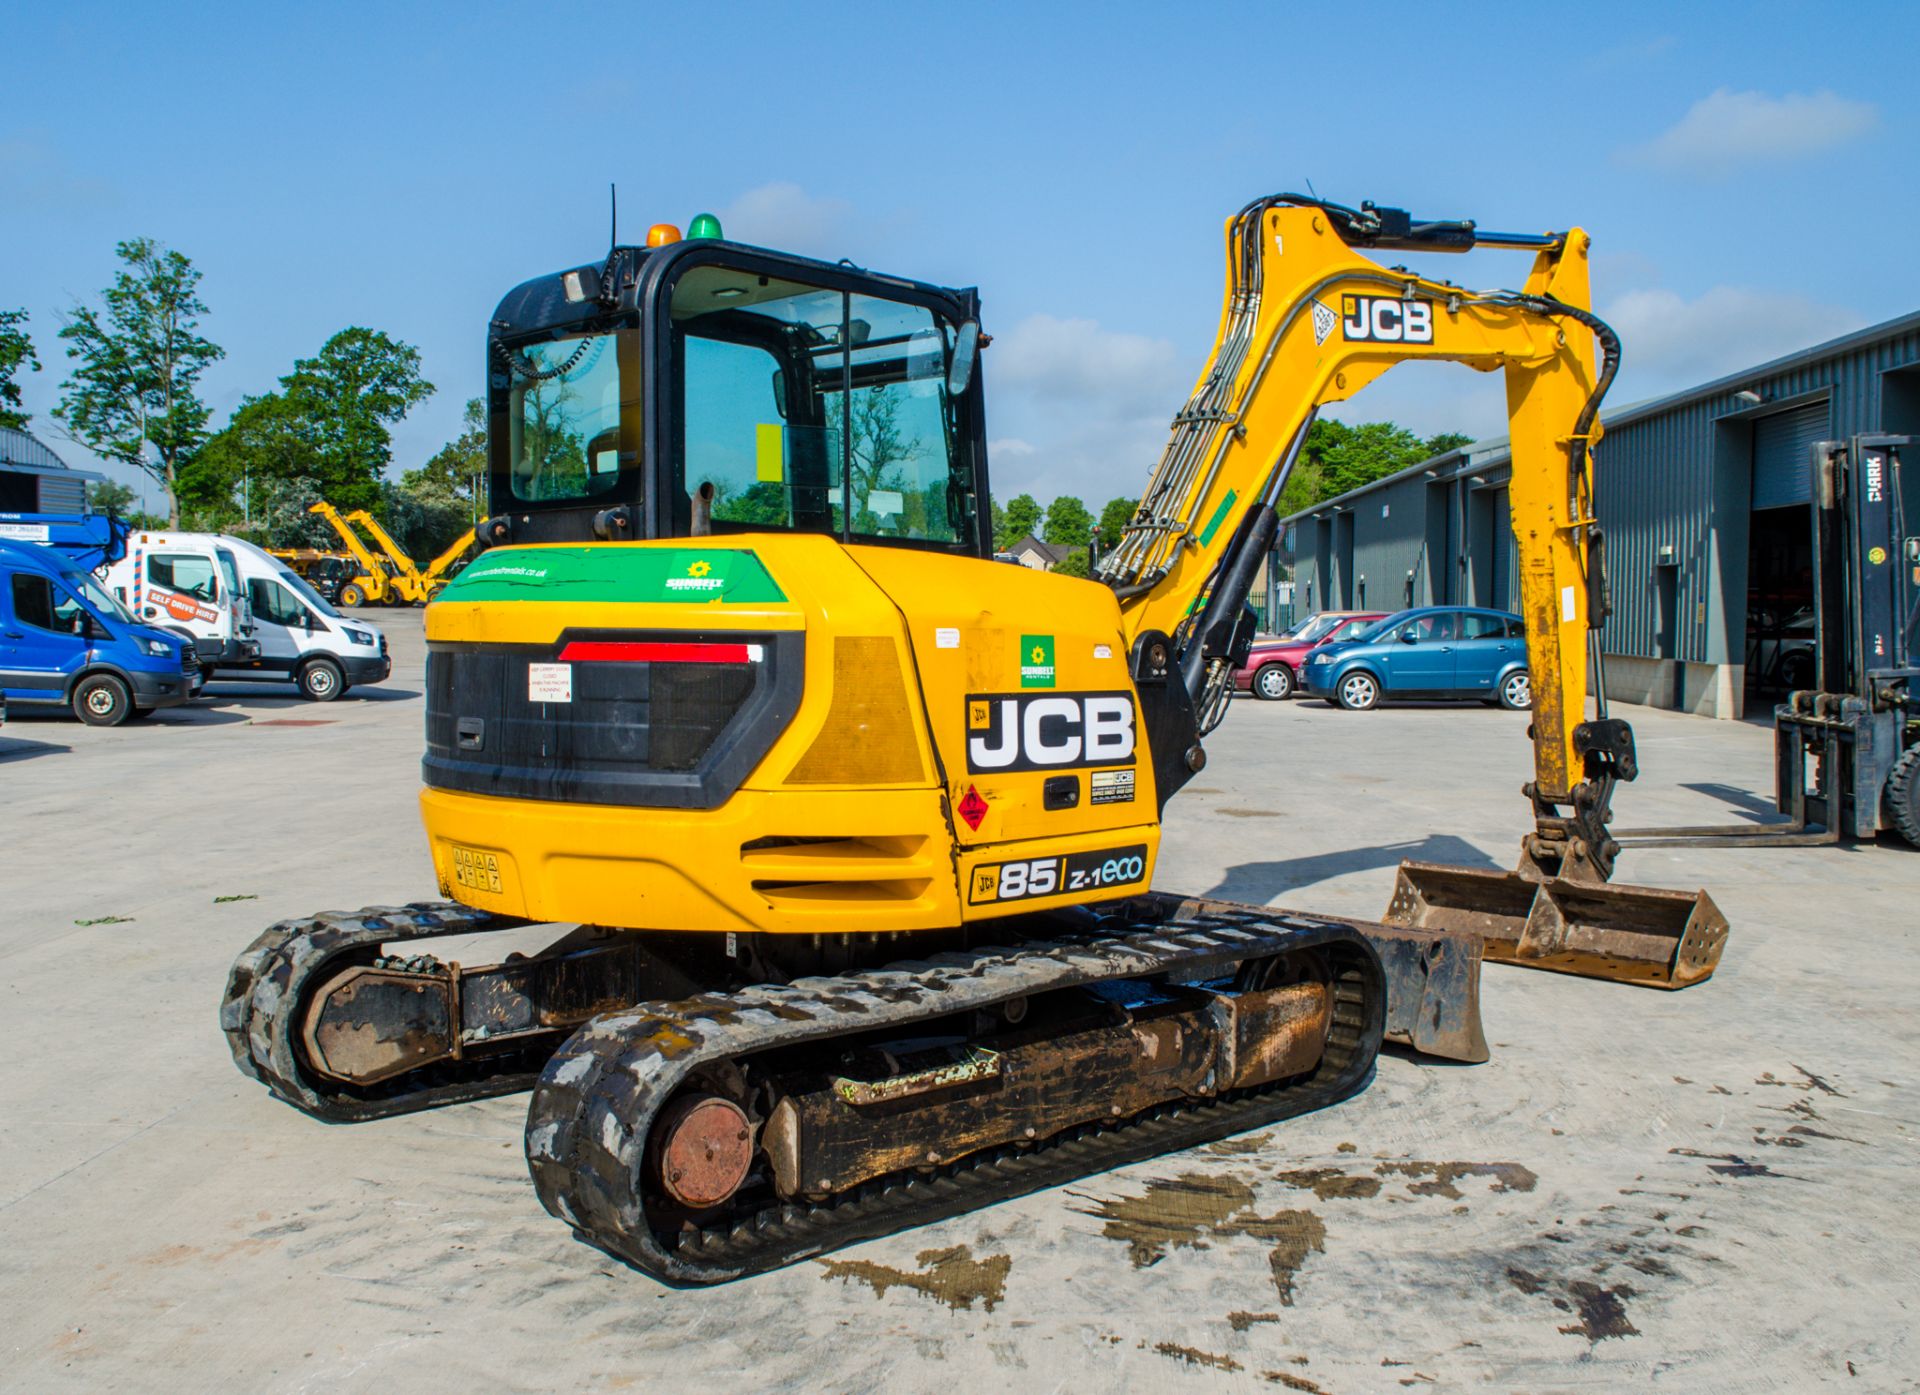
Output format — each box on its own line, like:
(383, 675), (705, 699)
(0, 514), (199, 725)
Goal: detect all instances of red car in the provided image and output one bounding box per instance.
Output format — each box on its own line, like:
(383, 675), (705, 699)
(1235, 610), (1387, 700)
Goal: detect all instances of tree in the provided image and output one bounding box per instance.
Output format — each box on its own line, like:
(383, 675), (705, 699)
(280, 327), (434, 509)
(1272, 419), (1470, 517)
(181, 393), (325, 522)
(85, 479), (166, 529)
(0, 308), (40, 430)
(997, 493), (1042, 549)
(1097, 496), (1138, 545)
(1425, 431), (1473, 457)
(404, 397), (487, 508)
(1043, 494), (1093, 548)
(1052, 547), (1091, 579)
(54, 239), (224, 526)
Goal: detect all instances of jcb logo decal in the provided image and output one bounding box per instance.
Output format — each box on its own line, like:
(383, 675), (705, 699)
(1342, 296), (1433, 344)
(965, 691), (1136, 773)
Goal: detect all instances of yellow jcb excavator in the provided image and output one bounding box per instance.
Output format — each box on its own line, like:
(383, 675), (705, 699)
(224, 195), (1725, 1284)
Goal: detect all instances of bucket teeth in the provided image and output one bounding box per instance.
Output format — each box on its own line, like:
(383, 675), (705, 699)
(1384, 860), (1729, 990)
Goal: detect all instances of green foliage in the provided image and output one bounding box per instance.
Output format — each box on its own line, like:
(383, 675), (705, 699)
(1042, 494), (1093, 548)
(280, 327), (434, 510)
(403, 398), (487, 500)
(1052, 546), (1091, 578)
(53, 239), (224, 526)
(378, 479), (471, 561)
(1096, 496), (1137, 548)
(1276, 420), (1475, 517)
(0, 307), (40, 430)
(250, 476), (335, 550)
(182, 393), (323, 519)
(996, 493), (1041, 550)
(85, 479), (138, 514)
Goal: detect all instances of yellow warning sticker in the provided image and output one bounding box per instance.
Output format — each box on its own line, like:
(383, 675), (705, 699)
(755, 423), (784, 482)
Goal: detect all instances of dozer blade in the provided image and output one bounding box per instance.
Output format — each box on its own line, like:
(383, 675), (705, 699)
(1383, 861), (1728, 990)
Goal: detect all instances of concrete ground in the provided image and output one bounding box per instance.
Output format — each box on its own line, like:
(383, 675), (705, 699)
(2, 608), (1914, 1394)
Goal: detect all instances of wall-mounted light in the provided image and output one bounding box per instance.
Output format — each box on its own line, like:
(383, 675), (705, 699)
(1657, 544), (1676, 563)
(1734, 389), (1764, 405)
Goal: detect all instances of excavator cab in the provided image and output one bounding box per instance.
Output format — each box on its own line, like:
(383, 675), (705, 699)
(480, 238), (990, 553)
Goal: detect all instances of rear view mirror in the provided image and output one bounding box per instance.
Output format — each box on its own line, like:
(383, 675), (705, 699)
(948, 320), (981, 397)
(771, 369), (788, 419)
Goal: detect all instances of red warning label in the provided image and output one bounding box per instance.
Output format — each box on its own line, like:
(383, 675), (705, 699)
(957, 785), (989, 831)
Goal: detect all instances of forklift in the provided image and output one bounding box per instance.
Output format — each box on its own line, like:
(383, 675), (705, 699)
(1620, 435), (1920, 849)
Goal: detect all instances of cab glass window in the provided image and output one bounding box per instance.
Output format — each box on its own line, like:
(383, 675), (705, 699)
(248, 577), (311, 627)
(498, 327), (640, 503)
(149, 552), (218, 600)
(670, 263), (976, 549)
(11, 573), (85, 634)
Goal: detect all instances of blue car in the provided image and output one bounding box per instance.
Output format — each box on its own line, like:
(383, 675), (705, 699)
(1299, 606), (1531, 711)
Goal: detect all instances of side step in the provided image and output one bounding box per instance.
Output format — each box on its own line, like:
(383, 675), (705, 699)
(1382, 861), (1728, 990)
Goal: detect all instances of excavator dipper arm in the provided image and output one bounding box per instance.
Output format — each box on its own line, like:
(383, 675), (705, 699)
(1102, 195), (1726, 988)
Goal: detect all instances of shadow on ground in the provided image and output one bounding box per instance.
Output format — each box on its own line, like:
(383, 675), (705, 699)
(0, 736), (70, 762)
(1204, 833), (1500, 904)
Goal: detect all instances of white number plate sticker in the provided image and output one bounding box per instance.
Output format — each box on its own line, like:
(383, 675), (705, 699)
(528, 662), (572, 703)
(968, 844), (1148, 905)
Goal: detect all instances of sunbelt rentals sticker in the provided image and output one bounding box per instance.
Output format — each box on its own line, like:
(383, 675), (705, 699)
(1020, 634), (1055, 688)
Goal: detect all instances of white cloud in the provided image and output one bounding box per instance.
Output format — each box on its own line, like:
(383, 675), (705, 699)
(1621, 88), (1877, 176)
(718, 183), (856, 258)
(982, 314), (1192, 505)
(1602, 285), (1865, 393)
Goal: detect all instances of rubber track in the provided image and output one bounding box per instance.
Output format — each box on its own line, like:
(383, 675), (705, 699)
(219, 901), (544, 1122)
(525, 908), (1384, 1284)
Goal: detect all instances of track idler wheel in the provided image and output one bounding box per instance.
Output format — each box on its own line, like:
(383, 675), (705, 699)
(652, 1094), (756, 1210)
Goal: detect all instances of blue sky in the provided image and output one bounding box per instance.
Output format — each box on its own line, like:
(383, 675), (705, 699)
(5, 1), (1916, 511)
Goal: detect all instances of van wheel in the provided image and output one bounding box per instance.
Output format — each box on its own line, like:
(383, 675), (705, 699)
(1252, 664), (1294, 701)
(339, 583), (366, 607)
(73, 674), (133, 727)
(298, 658), (345, 702)
(1498, 670), (1533, 710)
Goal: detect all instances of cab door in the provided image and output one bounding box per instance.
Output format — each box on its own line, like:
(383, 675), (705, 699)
(245, 575), (311, 672)
(1378, 610), (1457, 693)
(2, 570), (88, 700)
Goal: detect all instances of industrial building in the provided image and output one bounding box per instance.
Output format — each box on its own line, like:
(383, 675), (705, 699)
(0, 424), (99, 515)
(1277, 311), (1920, 718)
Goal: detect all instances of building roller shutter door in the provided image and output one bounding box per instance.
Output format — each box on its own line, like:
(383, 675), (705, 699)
(1751, 402), (1830, 511)
(37, 474), (85, 513)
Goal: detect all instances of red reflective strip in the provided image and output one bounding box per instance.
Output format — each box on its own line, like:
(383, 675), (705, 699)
(557, 640), (754, 664)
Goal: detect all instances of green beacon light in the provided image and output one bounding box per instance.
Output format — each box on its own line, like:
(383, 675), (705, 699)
(687, 212), (724, 240)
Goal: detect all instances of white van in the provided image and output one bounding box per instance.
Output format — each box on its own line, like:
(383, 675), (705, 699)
(103, 533), (390, 701)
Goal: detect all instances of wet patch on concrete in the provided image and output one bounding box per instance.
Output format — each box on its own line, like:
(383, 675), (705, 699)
(1209, 1132), (1273, 1156)
(1377, 1160), (1538, 1199)
(1074, 1173), (1326, 1303)
(1668, 1148), (1804, 1180)
(1555, 1280), (1639, 1342)
(1274, 1167), (1383, 1201)
(1272, 1158), (1536, 1203)
(817, 1244), (1010, 1312)
(1153, 1340), (1242, 1372)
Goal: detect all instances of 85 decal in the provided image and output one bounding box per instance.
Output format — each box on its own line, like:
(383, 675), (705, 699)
(968, 844), (1149, 905)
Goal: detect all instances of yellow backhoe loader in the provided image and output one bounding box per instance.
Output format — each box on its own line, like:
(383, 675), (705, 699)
(224, 195), (1725, 1284)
